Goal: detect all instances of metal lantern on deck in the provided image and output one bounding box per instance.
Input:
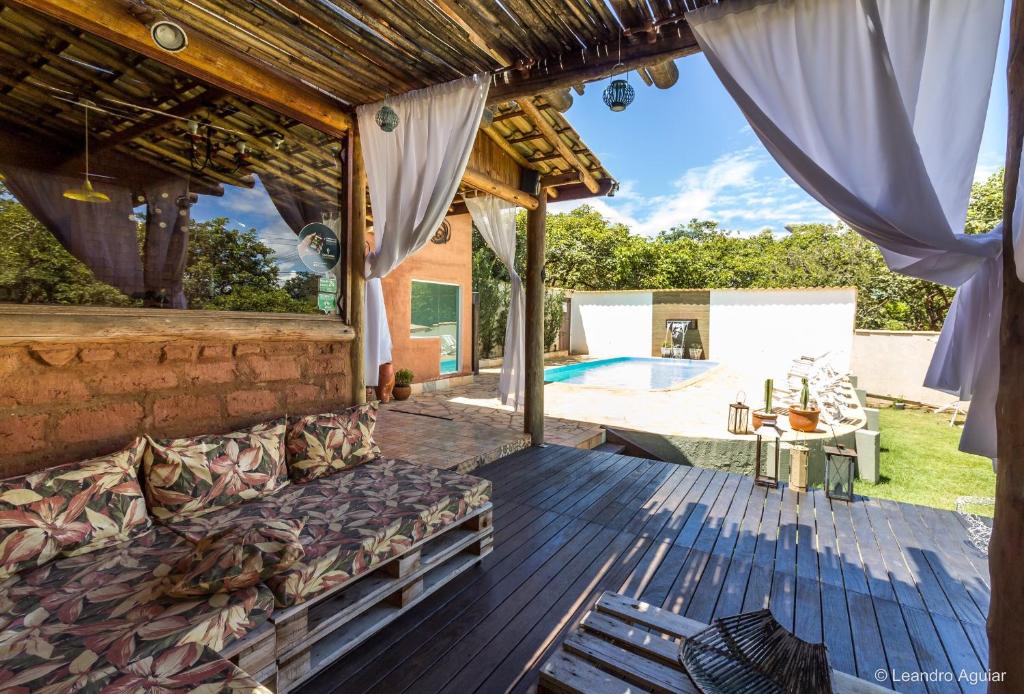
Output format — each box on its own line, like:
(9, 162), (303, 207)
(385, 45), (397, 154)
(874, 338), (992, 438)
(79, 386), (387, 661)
(727, 392), (750, 435)
(754, 429), (780, 488)
(824, 445), (857, 501)
(376, 104), (399, 132)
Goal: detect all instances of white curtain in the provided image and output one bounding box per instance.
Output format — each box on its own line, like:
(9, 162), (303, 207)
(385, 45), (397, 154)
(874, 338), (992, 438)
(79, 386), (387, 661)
(466, 195), (525, 409)
(687, 0), (1004, 457)
(355, 75), (489, 385)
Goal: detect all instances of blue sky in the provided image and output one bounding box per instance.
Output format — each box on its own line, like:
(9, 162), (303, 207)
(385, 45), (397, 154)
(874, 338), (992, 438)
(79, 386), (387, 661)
(548, 2), (1012, 236)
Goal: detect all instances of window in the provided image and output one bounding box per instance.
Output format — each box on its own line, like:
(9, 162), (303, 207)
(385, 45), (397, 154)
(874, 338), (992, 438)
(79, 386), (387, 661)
(0, 4), (345, 317)
(410, 280), (460, 375)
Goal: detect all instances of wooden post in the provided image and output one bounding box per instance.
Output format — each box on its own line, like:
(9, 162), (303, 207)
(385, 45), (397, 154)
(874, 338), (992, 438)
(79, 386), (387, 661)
(524, 189), (547, 446)
(348, 127), (367, 405)
(993, 1), (1024, 689)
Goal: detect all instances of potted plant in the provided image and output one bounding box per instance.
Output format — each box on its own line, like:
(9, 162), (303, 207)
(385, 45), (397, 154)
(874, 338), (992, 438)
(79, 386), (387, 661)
(788, 377), (821, 432)
(752, 379), (778, 429)
(661, 340), (672, 358)
(689, 345), (704, 360)
(893, 396), (905, 410)
(393, 368), (414, 401)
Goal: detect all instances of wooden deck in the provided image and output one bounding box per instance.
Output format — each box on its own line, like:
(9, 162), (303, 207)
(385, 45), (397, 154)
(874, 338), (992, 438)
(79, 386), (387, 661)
(304, 446), (991, 694)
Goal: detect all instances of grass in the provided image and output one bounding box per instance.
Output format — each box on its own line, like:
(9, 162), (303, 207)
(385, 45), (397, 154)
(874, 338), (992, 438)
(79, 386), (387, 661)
(858, 407), (995, 512)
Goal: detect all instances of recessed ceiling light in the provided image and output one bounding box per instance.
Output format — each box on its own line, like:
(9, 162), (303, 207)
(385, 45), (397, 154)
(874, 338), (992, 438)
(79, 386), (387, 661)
(150, 20), (188, 53)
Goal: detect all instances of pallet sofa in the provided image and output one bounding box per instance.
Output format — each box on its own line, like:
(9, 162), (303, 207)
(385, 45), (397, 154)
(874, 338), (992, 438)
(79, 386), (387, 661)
(0, 402), (493, 691)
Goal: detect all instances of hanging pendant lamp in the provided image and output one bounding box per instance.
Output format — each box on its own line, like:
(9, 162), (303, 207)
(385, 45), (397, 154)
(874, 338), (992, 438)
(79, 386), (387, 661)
(63, 103), (110, 204)
(376, 104), (399, 132)
(602, 33), (635, 112)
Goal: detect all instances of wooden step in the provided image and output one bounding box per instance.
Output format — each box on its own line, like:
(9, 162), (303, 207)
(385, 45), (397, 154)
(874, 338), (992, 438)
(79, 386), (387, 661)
(593, 443), (626, 455)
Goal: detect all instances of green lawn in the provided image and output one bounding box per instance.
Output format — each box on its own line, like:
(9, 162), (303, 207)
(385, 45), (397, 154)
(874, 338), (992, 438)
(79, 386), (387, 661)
(857, 408), (995, 512)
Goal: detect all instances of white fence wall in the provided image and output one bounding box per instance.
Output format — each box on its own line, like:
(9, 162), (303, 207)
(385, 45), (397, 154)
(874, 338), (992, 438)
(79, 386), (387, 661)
(851, 330), (953, 406)
(708, 288), (857, 375)
(570, 291), (653, 357)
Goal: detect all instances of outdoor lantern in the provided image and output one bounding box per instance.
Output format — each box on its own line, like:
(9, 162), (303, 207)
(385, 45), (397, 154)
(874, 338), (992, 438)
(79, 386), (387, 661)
(824, 444), (858, 501)
(376, 105), (399, 132)
(754, 429), (780, 488)
(727, 394), (750, 435)
(602, 78), (635, 112)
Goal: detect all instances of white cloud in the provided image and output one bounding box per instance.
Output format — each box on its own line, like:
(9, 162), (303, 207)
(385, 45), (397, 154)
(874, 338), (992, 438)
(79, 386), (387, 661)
(550, 148), (836, 236)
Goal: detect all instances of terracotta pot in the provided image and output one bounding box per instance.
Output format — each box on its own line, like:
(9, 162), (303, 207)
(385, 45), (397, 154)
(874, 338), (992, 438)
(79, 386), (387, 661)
(788, 406), (821, 433)
(392, 384), (412, 401)
(376, 363), (395, 403)
(752, 410), (778, 430)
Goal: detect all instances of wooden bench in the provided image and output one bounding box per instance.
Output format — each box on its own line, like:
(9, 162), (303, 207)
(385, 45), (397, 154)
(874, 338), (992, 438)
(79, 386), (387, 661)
(540, 591), (889, 694)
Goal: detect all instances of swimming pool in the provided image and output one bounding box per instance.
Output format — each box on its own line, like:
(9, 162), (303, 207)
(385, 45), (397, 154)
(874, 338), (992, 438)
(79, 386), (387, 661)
(544, 357), (717, 390)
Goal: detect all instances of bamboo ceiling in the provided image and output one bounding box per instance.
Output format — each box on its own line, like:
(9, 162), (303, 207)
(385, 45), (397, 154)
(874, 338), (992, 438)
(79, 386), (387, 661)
(0, 1), (620, 205)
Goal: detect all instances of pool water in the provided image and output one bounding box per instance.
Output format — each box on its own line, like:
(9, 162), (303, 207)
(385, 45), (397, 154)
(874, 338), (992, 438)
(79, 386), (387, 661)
(544, 357), (716, 390)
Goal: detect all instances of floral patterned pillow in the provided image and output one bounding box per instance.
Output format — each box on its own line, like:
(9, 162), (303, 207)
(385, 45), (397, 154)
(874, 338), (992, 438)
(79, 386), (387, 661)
(167, 518), (305, 597)
(0, 437), (152, 579)
(286, 402), (382, 483)
(144, 418), (288, 521)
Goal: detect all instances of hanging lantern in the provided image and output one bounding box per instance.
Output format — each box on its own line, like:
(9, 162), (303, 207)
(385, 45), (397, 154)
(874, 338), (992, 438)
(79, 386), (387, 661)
(603, 78), (635, 112)
(479, 107), (494, 129)
(789, 443), (809, 493)
(754, 430), (780, 488)
(376, 105), (399, 132)
(824, 445), (857, 501)
(727, 392), (750, 435)
(603, 33), (635, 113)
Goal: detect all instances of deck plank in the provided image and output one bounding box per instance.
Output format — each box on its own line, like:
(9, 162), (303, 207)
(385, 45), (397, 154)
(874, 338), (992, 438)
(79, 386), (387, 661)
(302, 445), (989, 694)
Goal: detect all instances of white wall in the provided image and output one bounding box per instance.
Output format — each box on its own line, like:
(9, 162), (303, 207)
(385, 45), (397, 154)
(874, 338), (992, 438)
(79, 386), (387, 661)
(570, 291), (653, 357)
(851, 330), (953, 406)
(708, 288), (857, 375)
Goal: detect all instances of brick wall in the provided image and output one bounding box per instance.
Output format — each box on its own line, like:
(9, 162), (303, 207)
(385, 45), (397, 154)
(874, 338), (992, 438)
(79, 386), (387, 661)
(0, 338), (353, 477)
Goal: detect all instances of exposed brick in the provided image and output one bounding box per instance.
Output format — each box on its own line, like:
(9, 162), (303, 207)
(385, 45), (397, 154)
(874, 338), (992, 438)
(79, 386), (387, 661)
(180, 362), (237, 387)
(2, 373), (90, 407)
(161, 343), (197, 363)
(118, 344), (164, 363)
(86, 367), (178, 395)
(153, 394), (222, 429)
(285, 384), (321, 411)
(0, 350), (25, 378)
(226, 389), (280, 417)
(199, 344), (231, 361)
(260, 342), (314, 357)
(233, 343), (262, 356)
(57, 402), (144, 444)
(324, 374), (352, 401)
(79, 347), (116, 363)
(0, 414), (48, 455)
(303, 355), (345, 376)
(238, 356), (302, 383)
(29, 345), (78, 367)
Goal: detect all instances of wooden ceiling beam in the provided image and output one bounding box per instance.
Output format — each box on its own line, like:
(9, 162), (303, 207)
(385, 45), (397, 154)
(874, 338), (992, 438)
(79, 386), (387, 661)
(8, 0), (353, 137)
(86, 88), (222, 158)
(432, 0), (514, 65)
(462, 166), (539, 210)
(489, 26), (699, 103)
(515, 97), (598, 194)
(482, 125), (536, 171)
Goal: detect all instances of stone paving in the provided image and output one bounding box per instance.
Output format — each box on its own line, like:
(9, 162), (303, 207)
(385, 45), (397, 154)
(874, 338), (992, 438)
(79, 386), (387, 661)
(374, 366), (605, 473)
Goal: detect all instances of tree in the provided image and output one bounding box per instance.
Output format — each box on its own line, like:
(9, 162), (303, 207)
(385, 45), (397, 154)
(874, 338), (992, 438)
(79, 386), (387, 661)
(965, 169), (1004, 234)
(183, 217), (315, 313)
(0, 182), (137, 306)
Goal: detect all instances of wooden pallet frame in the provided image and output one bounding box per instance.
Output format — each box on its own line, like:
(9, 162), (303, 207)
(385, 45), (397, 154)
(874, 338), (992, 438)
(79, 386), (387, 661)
(273, 503), (493, 692)
(221, 622), (278, 689)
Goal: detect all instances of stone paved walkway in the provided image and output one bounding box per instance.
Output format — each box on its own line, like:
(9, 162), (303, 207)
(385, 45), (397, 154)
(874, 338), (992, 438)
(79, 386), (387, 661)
(374, 367), (605, 473)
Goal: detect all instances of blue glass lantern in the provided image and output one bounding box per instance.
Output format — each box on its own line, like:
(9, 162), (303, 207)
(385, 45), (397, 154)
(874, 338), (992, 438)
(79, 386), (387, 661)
(376, 105), (399, 132)
(602, 77), (635, 112)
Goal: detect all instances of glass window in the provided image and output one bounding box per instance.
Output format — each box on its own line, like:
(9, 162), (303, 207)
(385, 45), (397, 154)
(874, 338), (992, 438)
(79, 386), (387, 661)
(410, 280), (460, 375)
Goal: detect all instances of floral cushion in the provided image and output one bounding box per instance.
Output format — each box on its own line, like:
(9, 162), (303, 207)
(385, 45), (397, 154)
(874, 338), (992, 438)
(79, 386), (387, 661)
(144, 418), (289, 521)
(0, 525), (274, 690)
(0, 438), (152, 580)
(168, 518), (305, 598)
(286, 402), (381, 483)
(165, 458), (491, 607)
